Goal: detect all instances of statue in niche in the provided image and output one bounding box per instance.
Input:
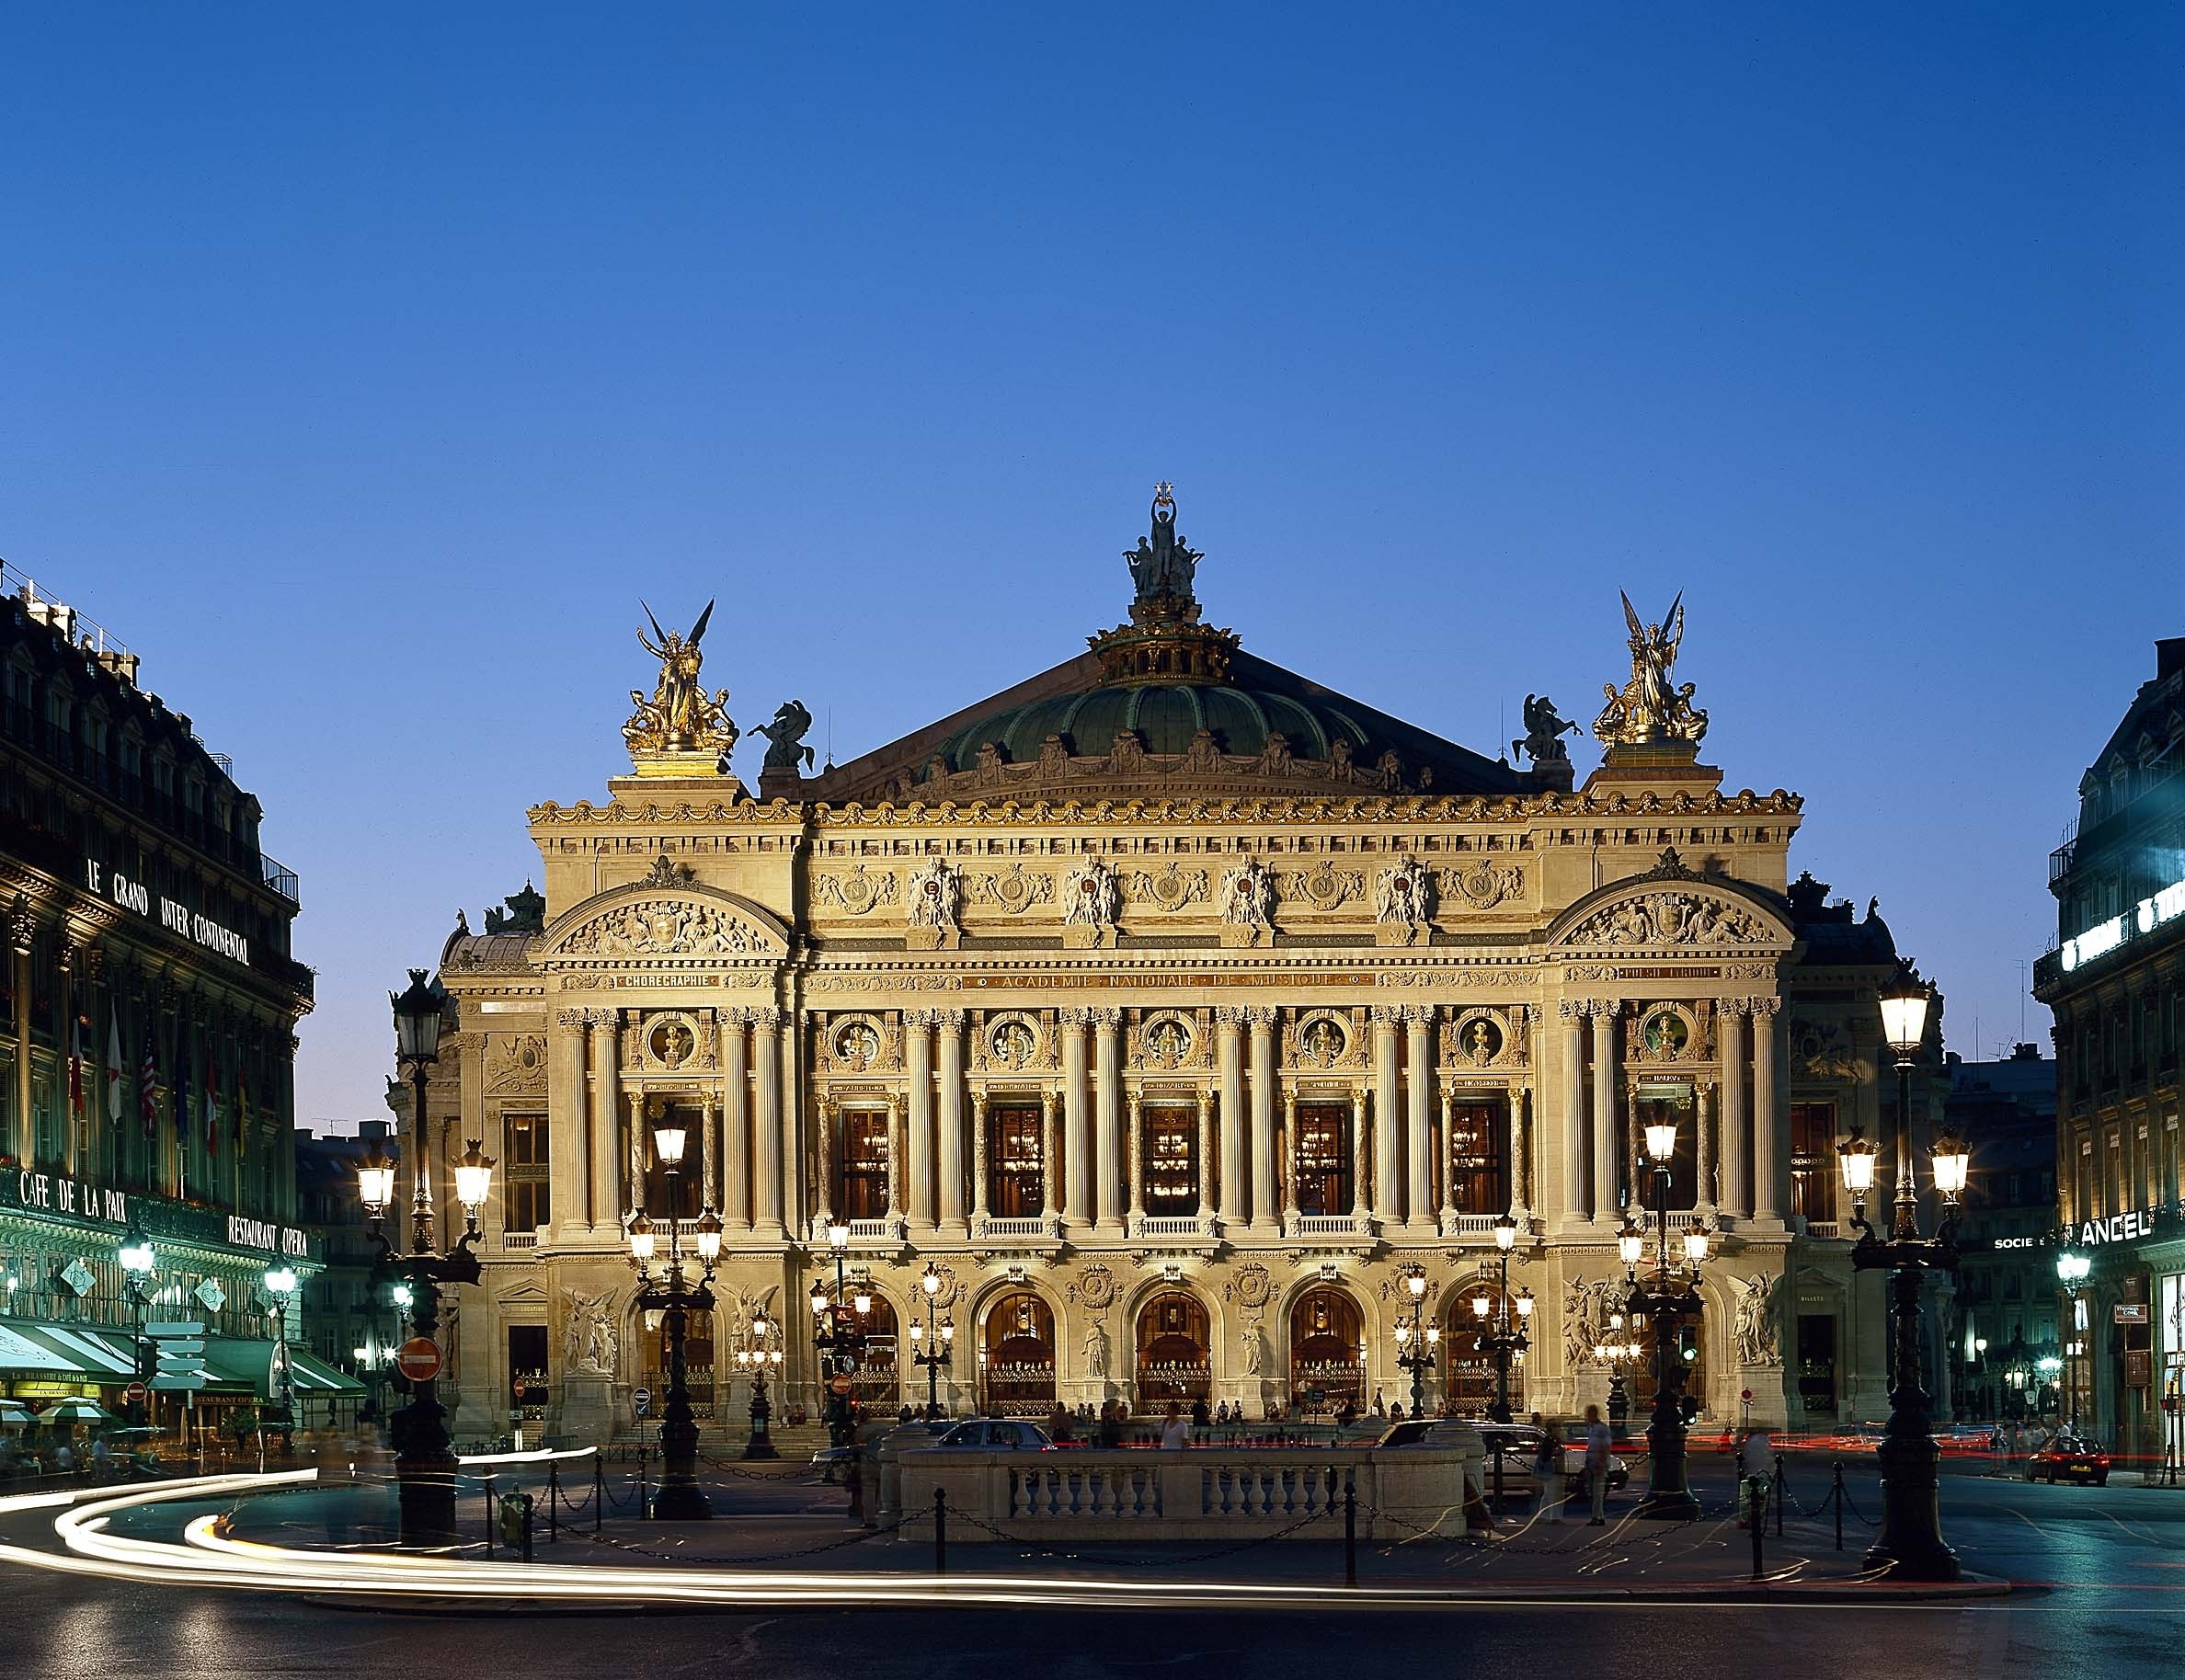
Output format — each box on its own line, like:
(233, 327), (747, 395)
(1083, 1321), (1110, 1380)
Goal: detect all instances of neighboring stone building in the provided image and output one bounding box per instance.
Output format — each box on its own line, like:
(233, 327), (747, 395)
(2033, 634), (2185, 1461)
(0, 565), (340, 1431)
(413, 492), (1950, 1442)
(1943, 1045), (2060, 1422)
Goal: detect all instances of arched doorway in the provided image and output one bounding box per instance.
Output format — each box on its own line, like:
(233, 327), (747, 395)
(1441, 1283), (1511, 1417)
(833, 1291), (900, 1412)
(1630, 1306), (1709, 1419)
(1287, 1287), (1364, 1419)
(640, 1305), (715, 1420)
(1134, 1290), (1211, 1409)
(981, 1292), (1056, 1416)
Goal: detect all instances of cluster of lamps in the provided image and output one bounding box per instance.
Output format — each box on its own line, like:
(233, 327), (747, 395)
(623, 1104), (721, 1521)
(909, 1262), (955, 1418)
(732, 1313), (784, 1460)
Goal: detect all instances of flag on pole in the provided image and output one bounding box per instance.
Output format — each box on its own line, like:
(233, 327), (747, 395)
(205, 1057), (221, 1160)
(235, 1061), (249, 1158)
(175, 1037), (191, 1149)
(67, 1013), (84, 1118)
(107, 1015), (123, 1126)
(139, 1024), (158, 1139)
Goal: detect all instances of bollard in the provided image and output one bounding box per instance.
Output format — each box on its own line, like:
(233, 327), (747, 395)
(484, 1475), (497, 1556)
(934, 1485), (947, 1577)
(1748, 1476), (1765, 1581)
(850, 1444), (870, 1527)
(594, 1455), (605, 1536)
(1774, 1453), (1784, 1537)
(1832, 1460), (1844, 1552)
(1344, 1475), (1357, 1588)
(548, 1462), (560, 1543)
(637, 1446), (649, 1521)
(522, 1494), (534, 1564)
(1492, 1443), (1504, 1517)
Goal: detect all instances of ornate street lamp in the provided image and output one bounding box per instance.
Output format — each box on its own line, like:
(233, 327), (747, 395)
(812, 1223), (869, 1449)
(364, 969), (493, 1549)
(910, 1261), (953, 1419)
(1623, 1114), (1708, 1520)
(260, 1264), (299, 1430)
(119, 1225), (155, 1412)
(1474, 1213), (1533, 1424)
(2056, 1251), (2090, 1436)
(734, 1315), (785, 1459)
(624, 1107), (720, 1520)
(1596, 1310), (1641, 1435)
(1393, 1263), (1438, 1417)
(1837, 965), (1967, 1581)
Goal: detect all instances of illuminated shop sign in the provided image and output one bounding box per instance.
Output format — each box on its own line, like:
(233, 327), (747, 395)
(2061, 878), (2185, 972)
(225, 1216), (311, 1259)
(2060, 1206), (2172, 1248)
(7, 1170), (128, 1227)
(83, 860), (250, 966)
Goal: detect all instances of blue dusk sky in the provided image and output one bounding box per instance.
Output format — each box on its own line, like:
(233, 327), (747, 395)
(1, 7), (2178, 1125)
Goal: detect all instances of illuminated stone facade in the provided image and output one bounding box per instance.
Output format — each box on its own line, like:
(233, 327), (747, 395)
(420, 497), (1947, 1441)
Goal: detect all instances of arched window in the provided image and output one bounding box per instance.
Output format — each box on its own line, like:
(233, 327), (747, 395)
(981, 1291), (1055, 1416)
(1134, 1289), (1211, 1405)
(1287, 1286), (1364, 1417)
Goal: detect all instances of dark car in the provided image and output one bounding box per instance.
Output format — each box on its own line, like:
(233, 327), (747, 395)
(2026, 1434), (2110, 1486)
(925, 1419), (1055, 1451)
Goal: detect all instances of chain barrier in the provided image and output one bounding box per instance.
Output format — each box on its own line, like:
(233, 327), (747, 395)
(695, 1451), (829, 1483)
(940, 1498), (1337, 1569)
(566, 1510), (914, 1568)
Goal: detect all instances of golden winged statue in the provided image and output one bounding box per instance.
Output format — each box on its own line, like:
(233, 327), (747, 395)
(623, 600), (740, 760)
(1593, 590), (1709, 747)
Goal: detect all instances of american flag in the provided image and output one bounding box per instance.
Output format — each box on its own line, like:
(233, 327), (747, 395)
(138, 1025), (158, 1138)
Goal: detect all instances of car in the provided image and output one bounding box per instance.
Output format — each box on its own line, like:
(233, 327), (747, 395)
(2026, 1434), (2110, 1485)
(1372, 1421), (1628, 1494)
(923, 1419), (1056, 1451)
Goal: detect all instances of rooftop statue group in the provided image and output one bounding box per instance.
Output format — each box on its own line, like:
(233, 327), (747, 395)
(1125, 483), (1203, 613)
(1594, 590), (1710, 748)
(623, 600), (740, 761)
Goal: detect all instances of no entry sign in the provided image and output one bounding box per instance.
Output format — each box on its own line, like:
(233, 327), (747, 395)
(395, 1337), (443, 1383)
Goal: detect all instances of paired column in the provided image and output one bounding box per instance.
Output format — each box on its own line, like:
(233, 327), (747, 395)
(1094, 1011), (1122, 1229)
(1216, 1011), (1245, 1228)
(1248, 1009), (1276, 1229)
(970, 1089), (990, 1222)
(722, 1012), (751, 1231)
(1720, 1003), (1749, 1220)
(1560, 1004), (1586, 1220)
(1590, 1004), (1618, 1223)
(751, 1008), (784, 1234)
(1752, 999), (1782, 1222)
(1195, 1089), (1215, 1220)
(1696, 1081), (1716, 1218)
(587, 1011), (620, 1235)
(548, 1010), (588, 1239)
(1371, 1008), (1401, 1220)
(905, 1011), (934, 1227)
(1509, 1083), (1530, 1220)
(777, 1011), (802, 1236)
(1281, 1091), (1300, 1228)
(1127, 1091), (1146, 1222)
(1061, 1011), (1091, 1227)
(1041, 1089), (1060, 1219)
(1348, 1089), (1368, 1224)
(813, 1102), (835, 1228)
(1404, 1008), (1433, 1227)
(937, 1011), (966, 1230)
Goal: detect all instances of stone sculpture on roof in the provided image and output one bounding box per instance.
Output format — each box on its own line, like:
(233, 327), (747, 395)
(1594, 591), (1710, 748)
(623, 600), (740, 765)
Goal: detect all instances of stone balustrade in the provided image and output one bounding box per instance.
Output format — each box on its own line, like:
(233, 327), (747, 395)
(879, 1427), (1484, 1542)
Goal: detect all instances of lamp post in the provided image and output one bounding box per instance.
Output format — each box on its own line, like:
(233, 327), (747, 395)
(1973, 1335), (1989, 1423)
(361, 969), (495, 1549)
(1392, 1263), (1439, 1418)
(2056, 1251), (2090, 1436)
(733, 1315), (784, 1459)
(1475, 1213), (1534, 1424)
(1836, 965), (1969, 1582)
(909, 1261), (954, 1419)
(624, 1107), (721, 1521)
(810, 1223), (869, 1449)
(261, 1264), (298, 1433)
(1596, 1310), (1641, 1436)
(119, 1225), (155, 1423)
(1623, 1104), (1709, 1520)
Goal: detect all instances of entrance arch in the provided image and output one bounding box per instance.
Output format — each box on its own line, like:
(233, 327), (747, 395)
(1287, 1286), (1364, 1419)
(1134, 1290), (1211, 1409)
(640, 1305), (715, 1420)
(981, 1291), (1056, 1417)
(1441, 1282), (1510, 1416)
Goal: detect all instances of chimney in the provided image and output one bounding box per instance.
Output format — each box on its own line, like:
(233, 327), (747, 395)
(2157, 637), (2185, 682)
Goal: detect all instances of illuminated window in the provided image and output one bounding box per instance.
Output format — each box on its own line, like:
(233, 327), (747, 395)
(1294, 1103), (1351, 1215)
(838, 1109), (890, 1220)
(988, 1104), (1043, 1217)
(1141, 1108), (1197, 1215)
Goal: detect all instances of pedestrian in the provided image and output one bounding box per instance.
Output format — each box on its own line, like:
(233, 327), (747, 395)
(1390, 1402), (1405, 1423)
(1584, 1403), (1611, 1524)
(1097, 1399), (1124, 1448)
(90, 1434), (109, 1480)
(1160, 1400), (1192, 1451)
(1532, 1424), (1563, 1523)
(1737, 1425), (1772, 1525)
(53, 1438), (74, 1475)
(1048, 1402), (1075, 1444)
(1373, 1389), (1387, 1418)
(1190, 1395), (1210, 1428)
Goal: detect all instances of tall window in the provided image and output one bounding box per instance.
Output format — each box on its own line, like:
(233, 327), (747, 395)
(504, 1113), (550, 1232)
(1446, 1100), (1508, 1214)
(838, 1109), (890, 1219)
(1141, 1107), (1197, 1215)
(1631, 1082), (1699, 1207)
(638, 1103), (700, 1217)
(1788, 1101), (1837, 1223)
(1294, 1103), (1351, 1215)
(988, 1103), (1043, 1217)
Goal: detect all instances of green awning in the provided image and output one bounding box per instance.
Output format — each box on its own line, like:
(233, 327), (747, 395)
(287, 1349), (365, 1395)
(0, 1320), (138, 1380)
(198, 1338), (280, 1396)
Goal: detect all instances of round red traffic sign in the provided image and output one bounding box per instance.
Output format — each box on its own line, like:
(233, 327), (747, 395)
(829, 1374), (854, 1396)
(1741, 1388), (1754, 1402)
(395, 1337), (443, 1383)
(124, 1382), (146, 1404)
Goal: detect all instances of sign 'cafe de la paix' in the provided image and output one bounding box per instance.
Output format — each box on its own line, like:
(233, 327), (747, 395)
(411, 490), (1951, 1441)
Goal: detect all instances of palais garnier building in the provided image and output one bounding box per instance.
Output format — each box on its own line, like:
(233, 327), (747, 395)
(406, 488), (1949, 1441)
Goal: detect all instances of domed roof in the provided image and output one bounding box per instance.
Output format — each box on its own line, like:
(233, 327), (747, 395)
(798, 489), (1563, 805)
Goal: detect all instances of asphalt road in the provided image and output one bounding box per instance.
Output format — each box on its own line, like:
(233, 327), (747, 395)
(3, 1458), (2180, 1680)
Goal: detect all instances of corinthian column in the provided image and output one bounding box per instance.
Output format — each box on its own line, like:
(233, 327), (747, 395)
(1248, 1009), (1276, 1229)
(970, 1088), (990, 1222)
(1559, 1003), (1585, 1221)
(936, 1010), (966, 1231)
(814, 1100), (836, 1228)
(1350, 1088), (1368, 1227)
(1094, 1010), (1122, 1229)
(1753, 999), (1783, 1223)
(1696, 1080), (1716, 1219)
(752, 1008), (784, 1235)
(1590, 1003), (1618, 1225)
(1127, 1090), (1145, 1224)
(1060, 1011), (1090, 1228)
(1720, 1002), (1749, 1221)
(1282, 1091), (1300, 1229)
(548, 1009), (587, 1240)
(588, 1011), (619, 1235)
(723, 1011), (750, 1231)
(1041, 1087), (1059, 1220)
(1216, 1010), (1245, 1229)
(1195, 1086), (1214, 1222)
(1405, 1007), (1433, 1228)
(1371, 1008), (1401, 1219)
(904, 1011), (933, 1228)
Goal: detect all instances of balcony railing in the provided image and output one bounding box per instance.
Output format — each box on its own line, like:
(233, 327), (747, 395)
(260, 853), (301, 906)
